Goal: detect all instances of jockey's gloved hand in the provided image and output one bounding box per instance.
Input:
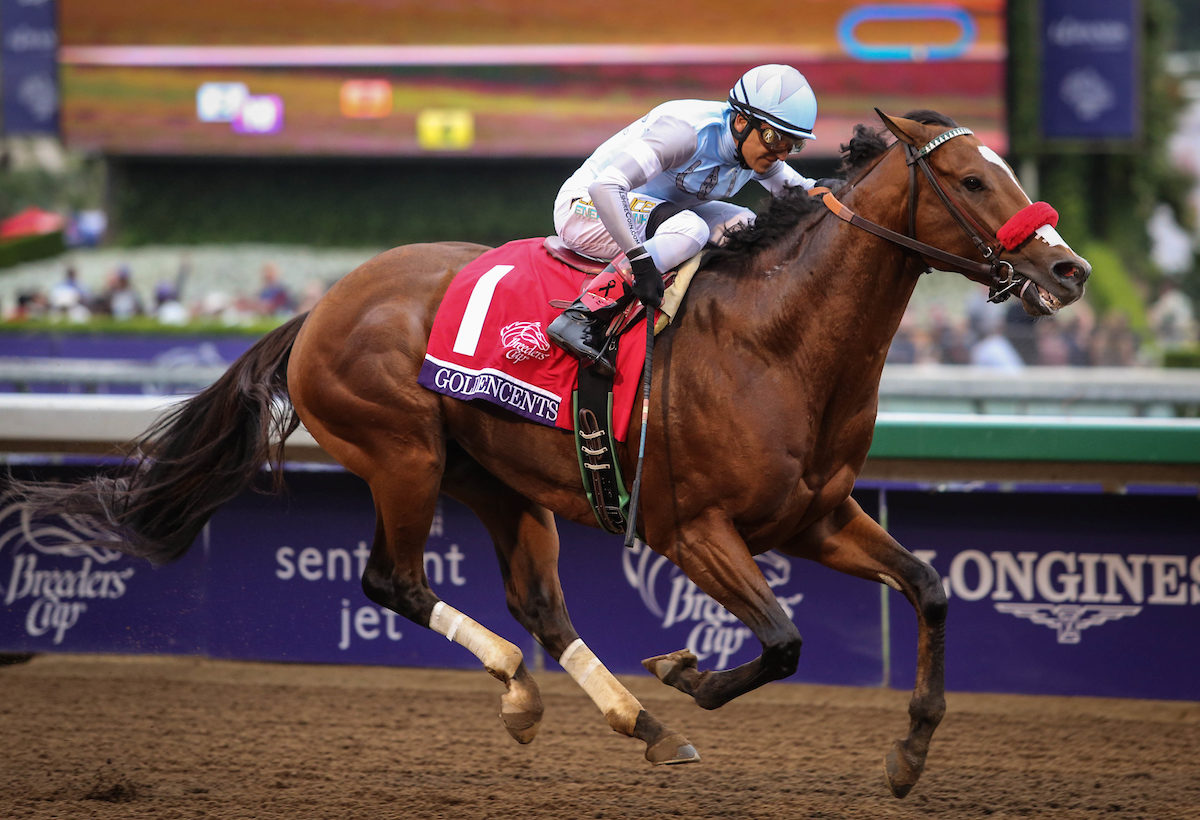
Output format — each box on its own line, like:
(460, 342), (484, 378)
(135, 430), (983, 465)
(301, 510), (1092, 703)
(628, 245), (664, 308)
(814, 177), (845, 193)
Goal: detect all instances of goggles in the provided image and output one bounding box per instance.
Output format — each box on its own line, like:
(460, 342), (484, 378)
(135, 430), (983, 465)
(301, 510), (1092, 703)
(757, 124), (807, 156)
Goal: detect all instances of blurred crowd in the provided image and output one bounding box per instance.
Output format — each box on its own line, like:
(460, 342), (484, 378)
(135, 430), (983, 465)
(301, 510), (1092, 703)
(887, 282), (1198, 368)
(5, 259), (327, 325)
(4, 257), (1197, 369)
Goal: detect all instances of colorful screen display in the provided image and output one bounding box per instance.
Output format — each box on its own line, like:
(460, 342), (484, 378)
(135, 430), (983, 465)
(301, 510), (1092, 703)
(58, 0), (1007, 158)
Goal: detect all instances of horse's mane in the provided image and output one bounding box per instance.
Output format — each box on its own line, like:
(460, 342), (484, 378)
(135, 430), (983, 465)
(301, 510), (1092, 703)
(705, 110), (957, 267)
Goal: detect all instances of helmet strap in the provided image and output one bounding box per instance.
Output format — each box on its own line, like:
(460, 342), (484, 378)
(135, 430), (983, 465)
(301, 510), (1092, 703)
(729, 112), (756, 170)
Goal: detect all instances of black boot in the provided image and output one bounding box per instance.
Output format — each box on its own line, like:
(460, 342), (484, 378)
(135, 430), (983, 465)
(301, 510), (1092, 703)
(548, 298), (623, 377)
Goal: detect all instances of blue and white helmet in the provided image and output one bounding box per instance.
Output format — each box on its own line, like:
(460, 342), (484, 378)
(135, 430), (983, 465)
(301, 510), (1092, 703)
(728, 64), (817, 141)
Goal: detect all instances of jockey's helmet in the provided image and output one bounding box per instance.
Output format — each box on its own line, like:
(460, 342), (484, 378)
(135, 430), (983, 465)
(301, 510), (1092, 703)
(728, 64), (817, 142)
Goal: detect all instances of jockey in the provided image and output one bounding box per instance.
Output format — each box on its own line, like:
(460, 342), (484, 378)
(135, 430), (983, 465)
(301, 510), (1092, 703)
(549, 64), (819, 376)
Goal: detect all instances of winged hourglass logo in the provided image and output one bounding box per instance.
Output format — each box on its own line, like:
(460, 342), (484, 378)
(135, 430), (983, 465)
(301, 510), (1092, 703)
(994, 603), (1142, 644)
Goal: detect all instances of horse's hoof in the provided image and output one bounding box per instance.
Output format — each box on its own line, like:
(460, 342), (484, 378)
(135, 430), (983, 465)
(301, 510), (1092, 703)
(884, 739), (925, 799)
(499, 665), (543, 744)
(500, 711), (540, 744)
(641, 649), (697, 686)
(644, 732), (701, 765)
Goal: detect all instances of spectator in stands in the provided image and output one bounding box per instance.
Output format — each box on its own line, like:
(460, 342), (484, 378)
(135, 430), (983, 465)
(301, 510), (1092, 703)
(154, 279), (188, 325)
(8, 290), (49, 320)
(257, 262), (295, 317)
(970, 310), (1025, 371)
(1034, 321), (1074, 366)
(48, 265), (90, 318)
(100, 265), (145, 320)
(1004, 300), (1039, 365)
(1089, 310), (1142, 366)
(295, 279), (327, 314)
(926, 304), (972, 365)
(1147, 280), (1197, 350)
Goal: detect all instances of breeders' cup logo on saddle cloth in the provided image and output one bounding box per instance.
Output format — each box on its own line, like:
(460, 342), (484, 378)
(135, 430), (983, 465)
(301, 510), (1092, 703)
(0, 499), (136, 645)
(622, 542), (804, 669)
(912, 548), (1200, 644)
(499, 321), (550, 363)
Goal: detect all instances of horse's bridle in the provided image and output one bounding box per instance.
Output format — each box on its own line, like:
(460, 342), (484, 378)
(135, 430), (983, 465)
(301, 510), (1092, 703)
(810, 125), (1046, 303)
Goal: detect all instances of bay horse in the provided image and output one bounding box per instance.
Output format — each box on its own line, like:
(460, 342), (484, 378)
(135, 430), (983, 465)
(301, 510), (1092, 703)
(10, 111), (1089, 797)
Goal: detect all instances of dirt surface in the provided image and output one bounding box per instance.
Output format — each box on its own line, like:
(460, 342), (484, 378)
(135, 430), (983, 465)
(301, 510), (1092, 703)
(2, 654), (1197, 819)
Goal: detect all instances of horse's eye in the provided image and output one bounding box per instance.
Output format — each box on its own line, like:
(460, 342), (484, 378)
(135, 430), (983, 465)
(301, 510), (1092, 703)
(963, 176), (984, 192)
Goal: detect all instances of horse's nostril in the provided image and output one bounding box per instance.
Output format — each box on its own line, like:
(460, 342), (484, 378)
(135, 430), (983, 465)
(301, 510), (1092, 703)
(1053, 259), (1089, 284)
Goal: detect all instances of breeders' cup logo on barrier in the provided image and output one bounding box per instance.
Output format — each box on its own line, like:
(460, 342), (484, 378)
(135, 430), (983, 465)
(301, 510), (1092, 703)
(500, 321), (550, 363)
(622, 542), (803, 669)
(912, 549), (1200, 644)
(0, 499), (136, 645)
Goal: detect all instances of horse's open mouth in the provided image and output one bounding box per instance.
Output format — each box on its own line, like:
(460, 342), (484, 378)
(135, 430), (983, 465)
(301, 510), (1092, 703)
(1018, 279), (1063, 315)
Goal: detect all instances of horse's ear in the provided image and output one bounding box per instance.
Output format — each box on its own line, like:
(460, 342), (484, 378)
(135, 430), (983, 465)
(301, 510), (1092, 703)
(874, 108), (922, 147)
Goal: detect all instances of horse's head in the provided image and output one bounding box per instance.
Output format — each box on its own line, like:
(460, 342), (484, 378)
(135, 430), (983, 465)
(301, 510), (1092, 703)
(877, 110), (1090, 316)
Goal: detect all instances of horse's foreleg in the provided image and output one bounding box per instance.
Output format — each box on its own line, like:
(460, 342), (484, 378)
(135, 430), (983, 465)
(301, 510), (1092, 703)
(444, 458), (698, 764)
(642, 512), (803, 710)
(781, 498), (946, 799)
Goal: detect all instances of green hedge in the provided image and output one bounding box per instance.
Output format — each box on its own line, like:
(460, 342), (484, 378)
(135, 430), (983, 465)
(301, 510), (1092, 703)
(1163, 346), (1200, 368)
(111, 158), (581, 247)
(0, 232), (66, 269)
(1077, 240), (1149, 333)
(0, 316), (283, 337)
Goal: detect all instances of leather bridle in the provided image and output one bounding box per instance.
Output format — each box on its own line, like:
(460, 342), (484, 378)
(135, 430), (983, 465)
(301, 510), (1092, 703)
(810, 125), (1030, 304)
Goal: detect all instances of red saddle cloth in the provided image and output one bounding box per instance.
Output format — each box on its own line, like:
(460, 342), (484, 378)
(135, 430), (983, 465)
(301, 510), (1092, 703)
(418, 237), (647, 441)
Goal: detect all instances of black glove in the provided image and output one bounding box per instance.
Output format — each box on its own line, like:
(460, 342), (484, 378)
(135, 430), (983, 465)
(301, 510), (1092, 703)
(813, 177), (844, 193)
(627, 245), (664, 308)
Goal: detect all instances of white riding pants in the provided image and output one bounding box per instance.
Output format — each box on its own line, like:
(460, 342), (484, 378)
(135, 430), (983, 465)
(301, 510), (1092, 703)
(553, 191), (755, 272)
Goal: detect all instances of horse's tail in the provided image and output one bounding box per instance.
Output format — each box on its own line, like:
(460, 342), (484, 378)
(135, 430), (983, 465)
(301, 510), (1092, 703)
(6, 312), (309, 565)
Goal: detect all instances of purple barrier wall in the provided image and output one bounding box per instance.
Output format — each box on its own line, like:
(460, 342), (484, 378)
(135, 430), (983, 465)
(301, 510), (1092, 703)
(201, 472), (531, 667)
(3, 465), (1197, 699)
(0, 333), (253, 361)
(0, 333), (253, 394)
(885, 488), (1200, 701)
(0, 476), (207, 654)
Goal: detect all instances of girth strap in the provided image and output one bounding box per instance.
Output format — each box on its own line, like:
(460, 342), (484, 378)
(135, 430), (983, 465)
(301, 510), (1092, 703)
(573, 363), (629, 534)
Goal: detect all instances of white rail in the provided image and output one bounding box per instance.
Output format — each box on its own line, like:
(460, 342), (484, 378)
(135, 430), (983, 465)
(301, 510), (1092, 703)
(3, 358), (1196, 414)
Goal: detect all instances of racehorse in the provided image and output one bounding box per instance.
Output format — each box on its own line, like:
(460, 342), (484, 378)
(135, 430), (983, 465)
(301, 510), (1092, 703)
(9, 111), (1089, 798)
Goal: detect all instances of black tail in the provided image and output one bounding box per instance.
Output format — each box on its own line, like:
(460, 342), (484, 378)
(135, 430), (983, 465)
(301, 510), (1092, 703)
(5, 313), (309, 564)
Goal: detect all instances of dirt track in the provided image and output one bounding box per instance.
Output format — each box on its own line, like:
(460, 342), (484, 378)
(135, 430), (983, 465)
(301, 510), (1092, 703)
(2, 654), (1197, 819)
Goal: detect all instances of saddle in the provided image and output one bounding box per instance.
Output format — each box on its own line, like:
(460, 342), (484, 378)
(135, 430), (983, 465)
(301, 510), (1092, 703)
(418, 236), (701, 537)
(541, 238), (704, 536)
(543, 236), (610, 275)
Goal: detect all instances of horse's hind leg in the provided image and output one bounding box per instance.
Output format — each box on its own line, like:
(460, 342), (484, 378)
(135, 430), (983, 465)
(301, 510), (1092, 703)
(780, 497), (946, 799)
(443, 451), (699, 765)
(358, 465), (543, 743)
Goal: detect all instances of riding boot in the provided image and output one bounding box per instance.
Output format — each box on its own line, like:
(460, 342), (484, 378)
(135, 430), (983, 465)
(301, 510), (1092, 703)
(548, 263), (632, 377)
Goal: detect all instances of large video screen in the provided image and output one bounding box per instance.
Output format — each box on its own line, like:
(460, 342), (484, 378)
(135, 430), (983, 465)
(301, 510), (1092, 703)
(58, 1), (1007, 159)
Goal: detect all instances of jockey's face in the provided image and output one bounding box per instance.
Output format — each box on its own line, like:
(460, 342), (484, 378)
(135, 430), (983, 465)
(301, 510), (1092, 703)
(735, 114), (793, 173)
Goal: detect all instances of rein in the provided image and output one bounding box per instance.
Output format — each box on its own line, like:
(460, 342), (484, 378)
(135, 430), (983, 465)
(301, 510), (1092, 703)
(810, 125), (1055, 304)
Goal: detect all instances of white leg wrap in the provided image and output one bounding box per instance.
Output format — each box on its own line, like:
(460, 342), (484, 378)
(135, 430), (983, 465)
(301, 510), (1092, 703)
(428, 601), (522, 680)
(558, 638), (644, 735)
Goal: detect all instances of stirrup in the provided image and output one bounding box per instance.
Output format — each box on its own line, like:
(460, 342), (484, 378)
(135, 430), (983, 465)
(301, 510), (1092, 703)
(549, 307), (616, 377)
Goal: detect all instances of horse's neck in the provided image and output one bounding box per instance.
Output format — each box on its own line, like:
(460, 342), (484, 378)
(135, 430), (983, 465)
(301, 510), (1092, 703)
(733, 182), (921, 393)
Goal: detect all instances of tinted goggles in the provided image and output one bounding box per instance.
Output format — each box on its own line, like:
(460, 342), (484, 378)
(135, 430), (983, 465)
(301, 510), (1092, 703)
(757, 125), (807, 156)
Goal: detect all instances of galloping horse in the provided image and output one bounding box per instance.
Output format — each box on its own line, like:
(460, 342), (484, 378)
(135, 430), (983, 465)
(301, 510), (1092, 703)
(11, 111), (1089, 797)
